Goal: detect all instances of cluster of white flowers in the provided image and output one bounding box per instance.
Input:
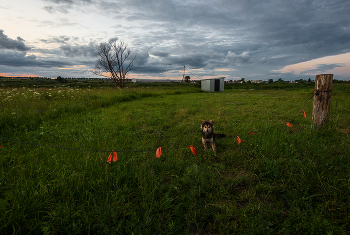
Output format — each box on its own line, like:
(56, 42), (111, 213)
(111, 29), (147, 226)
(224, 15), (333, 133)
(0, 87), (104, 110)
(0, 87), (83, 101)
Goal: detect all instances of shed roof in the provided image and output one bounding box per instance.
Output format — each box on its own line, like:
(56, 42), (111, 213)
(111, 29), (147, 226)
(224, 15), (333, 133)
(201, 77), (225, 81)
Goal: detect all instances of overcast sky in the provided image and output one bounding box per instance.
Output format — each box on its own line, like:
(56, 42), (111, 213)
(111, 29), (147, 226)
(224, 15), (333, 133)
(1, 0), (350, 81)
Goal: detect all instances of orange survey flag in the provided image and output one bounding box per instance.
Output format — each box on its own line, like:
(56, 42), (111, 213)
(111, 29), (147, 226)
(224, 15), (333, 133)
(156, 147), (162, 158)
(248, 131), (254, 135)
(236, 136), (244, 144)
(302, 110), (306, 118)
(190, 145), (197, 156)
(107, 151), (117, 163)
(286, 122), (292, 128)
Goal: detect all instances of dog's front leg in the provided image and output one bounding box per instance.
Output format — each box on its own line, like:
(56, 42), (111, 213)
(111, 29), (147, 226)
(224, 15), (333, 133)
(203, 144), (208, 151)
(211, 142), (216, 153)
(202, 138), (208, 151)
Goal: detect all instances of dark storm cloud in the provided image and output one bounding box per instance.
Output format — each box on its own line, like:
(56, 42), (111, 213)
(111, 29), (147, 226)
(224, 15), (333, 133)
(151, 51), (169, 58)
(0, 51), (36, 66)
(43, 5), (69, 13)
(42, 0), (94, 13)
(108, 37), (119, 44)
(317, 63), (346, 71)
(45, 0), (74, 4)
(300, 63), (346, 75)
(42, 6), (56, 13)
(165, 53), (209, 68)
(41, 36), (71, 44)
(234, 1), (350, 61)
(0, 50), (71, 67)
(226, 51), (250, 65)
(133, 65), (169, 74)
(59, 41), (98, 57)
(133, 50), (149, 66)
(44, 0), (94, 5)
(43, 0), (93, 5)
(0, 30), (30, 51)
(96, 1), (120, 13)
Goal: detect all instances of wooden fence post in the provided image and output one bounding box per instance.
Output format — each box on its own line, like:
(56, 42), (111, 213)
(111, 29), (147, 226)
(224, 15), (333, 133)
(311, 74), (333, 129)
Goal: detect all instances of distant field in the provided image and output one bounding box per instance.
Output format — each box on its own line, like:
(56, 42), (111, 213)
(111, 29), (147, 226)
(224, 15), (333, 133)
(1, 82), (349, 234)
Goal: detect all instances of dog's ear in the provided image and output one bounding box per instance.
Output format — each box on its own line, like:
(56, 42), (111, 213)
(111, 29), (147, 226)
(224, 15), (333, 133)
(201, 120), (205, 125)
(209, 120), (214, 124)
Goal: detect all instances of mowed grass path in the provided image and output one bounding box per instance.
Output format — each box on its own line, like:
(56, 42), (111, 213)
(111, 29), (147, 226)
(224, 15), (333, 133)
(1, 84), (350, 234)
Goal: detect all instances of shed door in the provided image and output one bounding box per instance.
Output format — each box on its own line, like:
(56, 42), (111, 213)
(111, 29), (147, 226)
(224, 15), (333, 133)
(214, 79), (220, 91)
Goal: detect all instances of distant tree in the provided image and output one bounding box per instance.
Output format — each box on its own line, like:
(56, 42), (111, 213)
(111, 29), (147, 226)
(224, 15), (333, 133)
(93, 39), (136, 88)
(277, 78), (283, 83)
(185, 75), (190, 83)
(335, 79), (343, 83)
(268, 79), (273, 83)
(56, 76), (66, 83)
(241, 78), (245, 83)
(295, 79), (306, 83)
(308, 78), (312, 83)
(247, 80), (251, 84)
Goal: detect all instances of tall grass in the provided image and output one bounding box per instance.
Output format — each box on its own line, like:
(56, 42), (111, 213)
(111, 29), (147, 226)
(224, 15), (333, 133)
(0, 83), (349, 234)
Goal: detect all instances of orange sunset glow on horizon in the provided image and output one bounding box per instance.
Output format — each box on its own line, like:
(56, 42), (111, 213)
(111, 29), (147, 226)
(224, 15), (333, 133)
(0, 73), (40, 77)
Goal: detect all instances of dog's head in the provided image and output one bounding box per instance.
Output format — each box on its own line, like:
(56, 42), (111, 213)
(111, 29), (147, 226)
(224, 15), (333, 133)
(201, 120), (214, 134)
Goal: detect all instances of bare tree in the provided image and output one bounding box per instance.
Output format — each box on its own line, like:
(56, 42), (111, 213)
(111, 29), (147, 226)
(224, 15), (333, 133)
(94, 39), (136, 88)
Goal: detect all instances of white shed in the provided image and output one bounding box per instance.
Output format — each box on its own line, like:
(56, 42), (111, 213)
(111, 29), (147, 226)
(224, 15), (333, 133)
(201, 77), (225, 92)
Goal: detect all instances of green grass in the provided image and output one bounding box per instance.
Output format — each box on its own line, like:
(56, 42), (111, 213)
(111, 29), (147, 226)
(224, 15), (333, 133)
(1, 83), (350, 234)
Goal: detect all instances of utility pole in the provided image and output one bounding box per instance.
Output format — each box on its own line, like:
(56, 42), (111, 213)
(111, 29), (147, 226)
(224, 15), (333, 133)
(182, 65), (185, 83)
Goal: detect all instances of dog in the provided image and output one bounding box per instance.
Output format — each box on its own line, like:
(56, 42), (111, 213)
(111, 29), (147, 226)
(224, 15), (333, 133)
(201, 120), (226, 154)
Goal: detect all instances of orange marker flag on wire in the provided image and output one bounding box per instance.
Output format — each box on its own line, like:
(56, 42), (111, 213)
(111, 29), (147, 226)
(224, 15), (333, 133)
(286, 122), (292, 128)
(156, 147), (162, 158)
(302, 110), (306, 118)
(236, 136), (244, 144)
(190, 145), (197, 156)
(248, 131), (254, 135)
(107, 151), (117, 163)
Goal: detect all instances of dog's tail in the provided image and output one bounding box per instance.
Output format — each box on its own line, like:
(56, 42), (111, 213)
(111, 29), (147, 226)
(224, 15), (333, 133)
(214, 133), (226, 139)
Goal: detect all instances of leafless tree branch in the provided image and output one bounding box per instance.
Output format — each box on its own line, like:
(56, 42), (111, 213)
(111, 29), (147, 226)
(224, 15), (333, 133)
(93, 40), (136, 88)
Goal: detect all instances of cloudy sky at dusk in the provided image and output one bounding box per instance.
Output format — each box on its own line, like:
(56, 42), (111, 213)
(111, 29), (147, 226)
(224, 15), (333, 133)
(1, 0), (350, 81)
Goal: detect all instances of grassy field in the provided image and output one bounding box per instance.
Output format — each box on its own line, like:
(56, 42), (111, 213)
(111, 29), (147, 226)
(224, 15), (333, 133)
(1, 82), (350, 234)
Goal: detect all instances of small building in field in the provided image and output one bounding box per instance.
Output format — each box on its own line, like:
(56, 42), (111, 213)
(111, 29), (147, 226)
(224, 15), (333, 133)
(201, 77), (225, 92)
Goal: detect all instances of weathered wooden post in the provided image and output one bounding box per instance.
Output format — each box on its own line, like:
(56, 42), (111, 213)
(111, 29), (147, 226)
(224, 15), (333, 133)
(311, 74), (333, 129)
